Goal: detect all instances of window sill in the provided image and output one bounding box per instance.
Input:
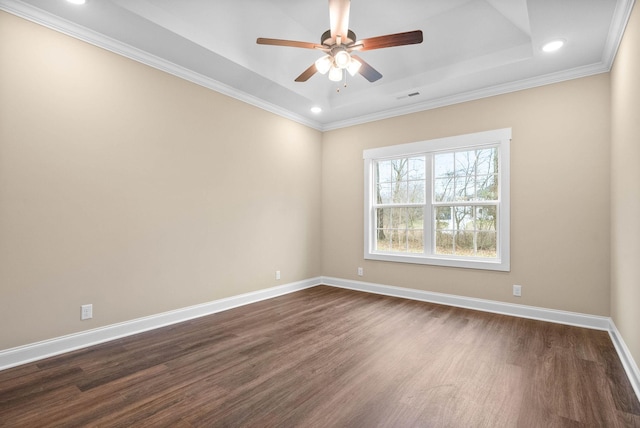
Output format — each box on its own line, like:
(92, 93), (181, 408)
(365, 251), (510, 272)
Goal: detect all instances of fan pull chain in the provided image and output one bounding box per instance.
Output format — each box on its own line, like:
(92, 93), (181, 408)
(337, 69), (348, 93)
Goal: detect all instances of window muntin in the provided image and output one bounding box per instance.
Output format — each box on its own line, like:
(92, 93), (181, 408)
(434, 205), (497, 257)
(364, 129), (510, 271)
(434, 148), (498, 202)
(374, 156), (426, 253)
(432, 147), (499, 258)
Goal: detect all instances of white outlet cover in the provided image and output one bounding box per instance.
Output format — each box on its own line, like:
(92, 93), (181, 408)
(81, 304), (93, 320)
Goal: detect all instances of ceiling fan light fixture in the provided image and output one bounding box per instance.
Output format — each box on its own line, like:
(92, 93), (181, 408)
(347, 58), (362, 76)
(334, 50), (351, 69)
(315, 55), (333, 75)
(328, 66), (343, 82)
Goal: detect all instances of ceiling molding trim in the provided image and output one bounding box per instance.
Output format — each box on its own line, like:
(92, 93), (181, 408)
(601, 0), (636, 69)
(1, 0), (630, 133)
(0, 0), (323, 131)
(321, 62), (611, 131)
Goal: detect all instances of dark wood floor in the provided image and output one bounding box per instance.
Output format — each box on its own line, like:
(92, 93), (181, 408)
(1, 285), (639, 427)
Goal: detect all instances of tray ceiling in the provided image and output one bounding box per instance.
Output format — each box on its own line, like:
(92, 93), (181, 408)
(0, 0), (633, 130)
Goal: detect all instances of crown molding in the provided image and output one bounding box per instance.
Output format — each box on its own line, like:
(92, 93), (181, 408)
(0, 0), (324, 131)
(602, 0), (637, 67)
(322, 61), (610, 131)
(1, 0), (635, 133)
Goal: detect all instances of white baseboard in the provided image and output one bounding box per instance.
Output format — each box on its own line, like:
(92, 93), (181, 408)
(321, 276), (611, 330)
(608, 321), (640, 401)
(0, 277), (322, 371)
(2, 275), (638, 405)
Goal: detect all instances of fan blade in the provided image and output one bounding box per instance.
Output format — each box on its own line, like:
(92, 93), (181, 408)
(351, 55), (382, 82)
(329, 0), (350, 42)
(257, 38), (322, 50)
(357, 30), (423, 51)
(295, 63), (318, 82)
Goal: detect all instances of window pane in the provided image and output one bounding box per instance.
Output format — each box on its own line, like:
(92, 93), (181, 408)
(377, 207), (425, 230)
(408, 157), (425, 180)
(435, 231), (454, 254)
(434, 153), (454, 178)
(375, 157), (426, 205)
(392, 181), (408, 203)
(392, 159), (408, 181)
(440, 148), (500, 202)
(374, 206), (424, 254)
(455, 231), (475, 255)
(455, 151), (474, 176)
(376, 160), (392, 183)
(391, 230), (407, 252)
(376, 208), (388, 231)
(476, 147), (498, 175)
(477, 231), (497, 258)
(408, 180), (425, 203)
(376, 183), (392, 204)
(476, 206), (497, 231)
(390, 207), (405, 228)
(434, 178), (454, 202)
(408, 229), (423, 253)
(407, 207), (424, 229)
(454, 176), (474, 201)
(435, 206), (452, 230)
(453, 206), (474, 230)
(376, 229), (391, 251)
(434, 205), (498, 257)
(377, 208), (398, 233)
(476, 174), (498, 201)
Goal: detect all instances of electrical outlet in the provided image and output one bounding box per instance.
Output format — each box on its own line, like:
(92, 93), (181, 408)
(81, 304), (93, 320)
(275, 270), (281, 280)
(513, 285), (522, 297)
(357, 267), (363, 276)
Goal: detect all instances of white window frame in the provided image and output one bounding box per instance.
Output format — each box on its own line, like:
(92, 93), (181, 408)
(363, 128), (511, 271)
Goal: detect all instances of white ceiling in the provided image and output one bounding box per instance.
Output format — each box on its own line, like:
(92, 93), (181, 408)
(0, 0), (634, 130)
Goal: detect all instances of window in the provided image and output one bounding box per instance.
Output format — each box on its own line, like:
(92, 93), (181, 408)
(363, 128), (510, 271)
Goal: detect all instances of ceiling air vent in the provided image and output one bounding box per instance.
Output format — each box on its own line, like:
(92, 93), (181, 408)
(396, 91), (421, 100)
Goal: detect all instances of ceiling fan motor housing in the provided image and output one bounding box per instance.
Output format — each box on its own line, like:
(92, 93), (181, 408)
(321, 29), (357, 46)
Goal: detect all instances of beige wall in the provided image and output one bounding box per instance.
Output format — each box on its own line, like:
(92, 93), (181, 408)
(322, 75), (611, 316)
(0, 8), (628, 356)
(0, 11), (323, 349)
(611, 3), (640, 368)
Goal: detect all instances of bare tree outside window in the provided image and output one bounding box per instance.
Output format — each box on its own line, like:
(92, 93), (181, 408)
(375, 157), (425, 253)
(433, 148), (498, 257)
(374, 147), (498, 257)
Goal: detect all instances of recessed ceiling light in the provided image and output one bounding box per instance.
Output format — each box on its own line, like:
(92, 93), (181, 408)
(542, 39), (565, 53)
(310, 107), (322, 114)
(67, 0), (86, 4)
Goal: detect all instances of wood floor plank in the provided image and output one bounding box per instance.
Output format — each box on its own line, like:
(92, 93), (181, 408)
(0, 285), (638, 427)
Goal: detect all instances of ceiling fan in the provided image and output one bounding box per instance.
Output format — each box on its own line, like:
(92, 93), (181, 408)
(256, 0), (423, 83)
